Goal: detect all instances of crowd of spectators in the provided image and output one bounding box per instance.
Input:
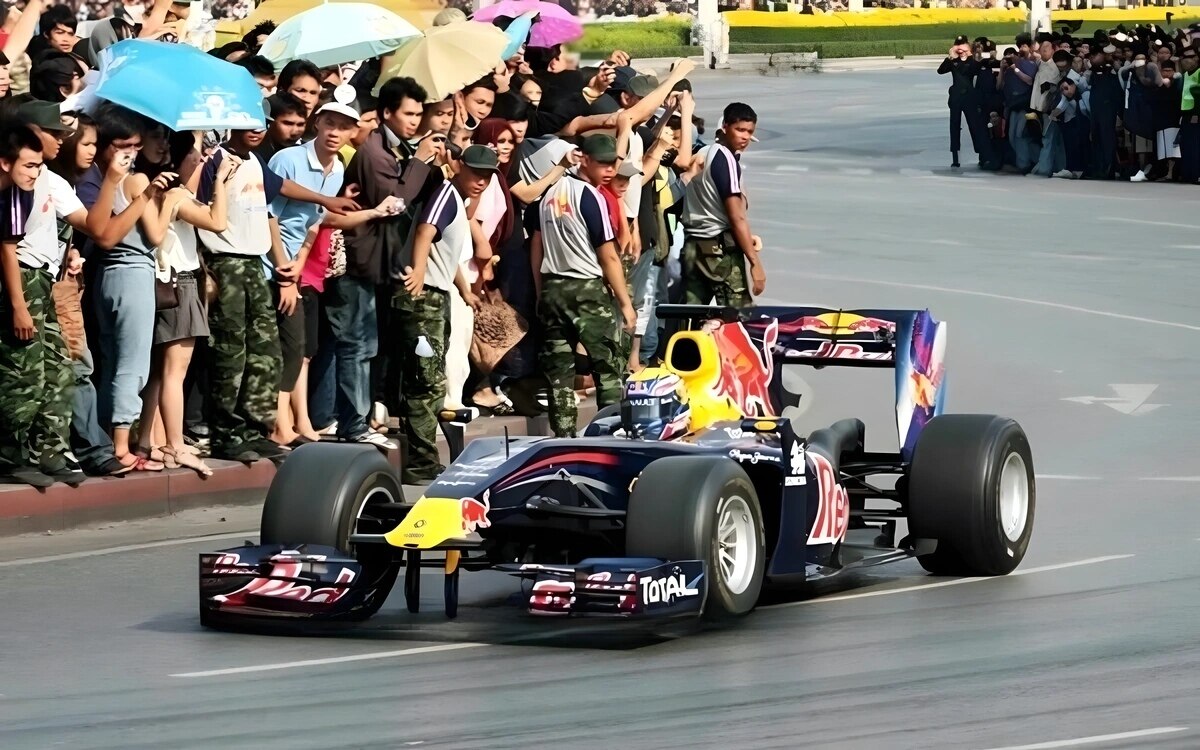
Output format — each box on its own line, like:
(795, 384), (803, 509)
(939, 23), (1200, 182)
(0, 0), (766, 487)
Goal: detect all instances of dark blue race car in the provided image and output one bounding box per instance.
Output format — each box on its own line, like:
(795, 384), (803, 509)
(199, 304), (1035, 629)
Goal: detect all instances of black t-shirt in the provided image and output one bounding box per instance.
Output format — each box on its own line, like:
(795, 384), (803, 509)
(0, 184), (34, 243)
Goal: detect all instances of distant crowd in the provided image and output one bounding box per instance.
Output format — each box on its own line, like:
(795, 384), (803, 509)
(939, 23), (1200, 182)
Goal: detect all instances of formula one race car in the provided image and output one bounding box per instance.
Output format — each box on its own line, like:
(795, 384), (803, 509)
(199, 304), (1035, 628)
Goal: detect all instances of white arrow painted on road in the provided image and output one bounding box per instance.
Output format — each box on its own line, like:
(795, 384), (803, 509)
(1062, 384), (1164, 415)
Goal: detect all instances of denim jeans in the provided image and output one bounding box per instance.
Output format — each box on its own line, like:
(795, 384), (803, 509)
(322, 275), (377, 439)
(94, 264), (154, 428)
(638, 263), (663, 363)
(1032, 119), (1065, 176)
(1007, 110), (1038, 172)
(69, 344), (117, 472)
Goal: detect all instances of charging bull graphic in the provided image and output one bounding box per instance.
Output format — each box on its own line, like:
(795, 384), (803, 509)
(461, 489), (491, 534)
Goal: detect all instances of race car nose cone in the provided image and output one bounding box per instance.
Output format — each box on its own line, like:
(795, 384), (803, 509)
(383, 497), (467, 549)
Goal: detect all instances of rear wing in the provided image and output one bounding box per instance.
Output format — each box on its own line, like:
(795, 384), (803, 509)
(655, 305), (947, 460)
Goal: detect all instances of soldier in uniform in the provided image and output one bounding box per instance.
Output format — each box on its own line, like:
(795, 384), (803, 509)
(681, 102), (766, 310)
(392, 145), (493, 484)
(535, 133), (635, 438)
(0, 125), (73, 487)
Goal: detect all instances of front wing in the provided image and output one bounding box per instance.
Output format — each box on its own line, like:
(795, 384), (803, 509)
(497, 558), (707, 618)
(199, 544), (395, 625)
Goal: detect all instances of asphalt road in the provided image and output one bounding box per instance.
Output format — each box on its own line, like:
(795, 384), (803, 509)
(3, 69), (1199, 750)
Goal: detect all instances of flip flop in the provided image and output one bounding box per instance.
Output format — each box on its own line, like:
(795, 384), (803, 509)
(165, 448), (213, 478)
(121, 455), (164, 472)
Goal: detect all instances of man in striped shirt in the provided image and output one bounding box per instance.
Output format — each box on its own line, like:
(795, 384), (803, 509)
(392, 145), (491, 484)
(535, 133), (635, 438)
(681, 102), (766, 309)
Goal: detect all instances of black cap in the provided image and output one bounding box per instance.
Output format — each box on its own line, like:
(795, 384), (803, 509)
(460, 144), (499, 172)
(953, 35), (968, 45)
(609, 65), (637, 93)
(32, 51), (82, 86)
(580, 133), (619, 162)
(18, 99), (72, 132)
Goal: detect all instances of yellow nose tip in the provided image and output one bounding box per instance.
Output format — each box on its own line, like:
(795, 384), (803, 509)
(383, 497), (466, 550)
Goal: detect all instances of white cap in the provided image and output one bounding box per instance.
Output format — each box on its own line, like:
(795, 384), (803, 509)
(314, 84), (360, 123)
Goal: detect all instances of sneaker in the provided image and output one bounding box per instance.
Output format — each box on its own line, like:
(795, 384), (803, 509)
(4, 467), (55, 488)
(245, 439), (288, 459)
(317, 421), (338, 436)
(1130, 169), (1148, 183)
(1051, 169), (1074, 179)
(355, 431), (398, 450)
(211, 446), (262, 463)
(43, 466), (85, 487)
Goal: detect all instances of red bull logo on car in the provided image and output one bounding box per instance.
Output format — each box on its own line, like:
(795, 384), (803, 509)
(780, 312), (897, 336)
(461, 489), (491, 534)
(710, 317), (779, 417)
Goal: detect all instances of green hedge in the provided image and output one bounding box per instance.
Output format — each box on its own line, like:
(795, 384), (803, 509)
(576, 19), (693, 55)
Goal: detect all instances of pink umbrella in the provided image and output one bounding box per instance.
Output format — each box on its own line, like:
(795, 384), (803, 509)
(472, 0), (583, 49)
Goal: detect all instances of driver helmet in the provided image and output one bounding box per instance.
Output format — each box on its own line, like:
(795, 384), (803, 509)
(620, 367), (691, 440)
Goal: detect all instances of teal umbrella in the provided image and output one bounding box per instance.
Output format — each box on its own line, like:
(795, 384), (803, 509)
(96, 39), (266, 130)
(259, 2), (421, 70)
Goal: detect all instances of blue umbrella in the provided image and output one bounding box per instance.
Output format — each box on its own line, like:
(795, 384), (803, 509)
(499, 11), (535, 61)
(96, 39), (266, 131)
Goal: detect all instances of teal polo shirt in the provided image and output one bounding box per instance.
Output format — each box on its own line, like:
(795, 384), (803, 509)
(264, 139), (344, 278)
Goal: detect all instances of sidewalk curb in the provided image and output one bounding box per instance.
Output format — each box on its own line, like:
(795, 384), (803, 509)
(0, 402), (597, 537)
(610, 53), (942, 75)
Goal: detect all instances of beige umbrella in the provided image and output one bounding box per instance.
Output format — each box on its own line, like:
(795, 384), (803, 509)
(373, 22), (509, 102)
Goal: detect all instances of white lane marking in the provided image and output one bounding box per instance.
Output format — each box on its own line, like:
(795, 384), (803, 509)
(792, 272), (1200, 333)
(1169, 244), (1200, 250)
(1141, 476), (1200, 482)
(0, 532), (257, 568)
(760, 555), (1134, 610)
(1099, 216), (1200, 231)
(1063, 384), (1164, 416)
(929, 239), (965, 246)
(977, 726), (1188, 750)
(170, 642), (488, 678)
(1035, 474), (1102, 480)
(1029, 251), (1113, 262)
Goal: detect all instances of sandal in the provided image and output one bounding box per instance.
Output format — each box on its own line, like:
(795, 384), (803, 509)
(164, 447), (213, 478)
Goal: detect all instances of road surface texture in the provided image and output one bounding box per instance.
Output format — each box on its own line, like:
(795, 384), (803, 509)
(2, 69), (1198, 750)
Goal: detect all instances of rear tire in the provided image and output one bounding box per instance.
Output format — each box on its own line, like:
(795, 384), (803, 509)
(907, 415), (1035, 576)
(626, 456), (766, 620)
(260, 443), (403, 618)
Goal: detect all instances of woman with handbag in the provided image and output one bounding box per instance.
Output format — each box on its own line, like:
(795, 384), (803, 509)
(133, 130), (238, 477)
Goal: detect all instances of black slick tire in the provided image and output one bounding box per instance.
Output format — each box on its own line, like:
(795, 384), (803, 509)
(907, 414), (1035, 576)
(260, 443), (403, 619)
(626, 456), (766, 620)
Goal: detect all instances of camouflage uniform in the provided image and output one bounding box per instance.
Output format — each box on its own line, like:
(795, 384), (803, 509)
(539, 276), (624, 438)
(391, 286), (449, 484)
(682, 237), (752, 309)
(206, 255), (282, 456)
(613, 252), (637, 366)
(0, 268), (74, 473)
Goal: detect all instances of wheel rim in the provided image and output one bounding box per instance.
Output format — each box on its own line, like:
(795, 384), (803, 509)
(716, 495), (756, 595)
(998, 452), (1029, 543)
(350, 481), (396, 552)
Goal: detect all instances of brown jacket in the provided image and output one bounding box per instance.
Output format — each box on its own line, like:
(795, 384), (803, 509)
(342, 127), (438, 283)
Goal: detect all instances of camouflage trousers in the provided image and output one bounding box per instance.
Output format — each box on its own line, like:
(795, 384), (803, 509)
(539, 276), (624, 438)
(391, 286), (449, 484)
(0, 267), (73, 472)
(206, 255), (282, 453)
(682, 235), (752, 309)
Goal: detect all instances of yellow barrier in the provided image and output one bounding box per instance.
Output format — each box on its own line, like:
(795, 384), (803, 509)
(724, 7), (1200, 28)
